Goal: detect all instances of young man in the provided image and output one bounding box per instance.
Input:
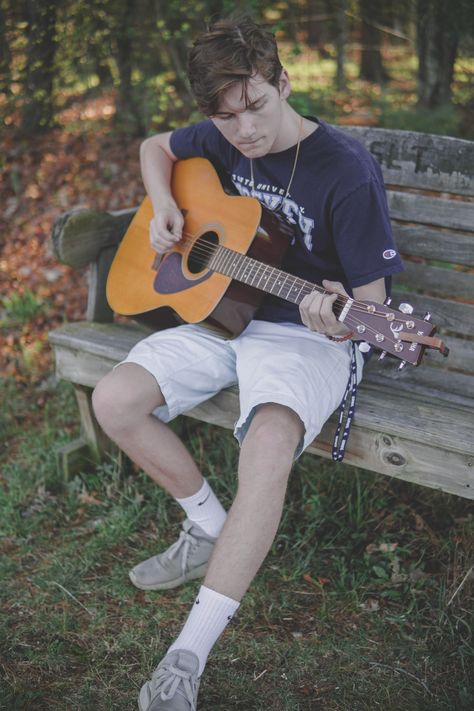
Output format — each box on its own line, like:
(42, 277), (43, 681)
(92, 16), (403, 711)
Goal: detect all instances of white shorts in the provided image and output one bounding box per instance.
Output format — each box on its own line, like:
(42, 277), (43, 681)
(118, 320), (364, 458)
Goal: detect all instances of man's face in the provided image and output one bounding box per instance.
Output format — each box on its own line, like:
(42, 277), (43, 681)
(210, 71), (291, 158)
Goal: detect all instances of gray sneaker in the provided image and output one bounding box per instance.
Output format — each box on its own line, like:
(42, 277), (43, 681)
(129, 519), (216, 591)
(138, 649), (200, 711)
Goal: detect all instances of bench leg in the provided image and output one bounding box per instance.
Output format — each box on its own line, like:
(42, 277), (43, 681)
(57, 385), (120, 479)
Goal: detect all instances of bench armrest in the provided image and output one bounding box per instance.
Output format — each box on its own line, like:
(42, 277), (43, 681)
(52, 207), (137, 323)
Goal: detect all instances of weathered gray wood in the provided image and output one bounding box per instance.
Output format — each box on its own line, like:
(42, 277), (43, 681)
(395, 261), (474, 300)
(393, 224), (474, 268)
(339, 126), (474, 196)
(387, 191), (474, 232)
(49, 321), (151, 360)
(74, 385), (111, 459)
(363, 361), (474, 408)
(56, 385), (116, 478)
(56, 439), (94, 480)
(48, 321), (474, 452)
(409, 334), (474, 375)
(389, 291), (474, 338)
(52, 207), (136, 269)
(184, 387), (474, 499)
(86, 246), (117, 323)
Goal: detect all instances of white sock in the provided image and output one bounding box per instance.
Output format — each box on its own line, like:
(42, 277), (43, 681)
(175, 479), (227, 538)
(168, 585), (240, 676)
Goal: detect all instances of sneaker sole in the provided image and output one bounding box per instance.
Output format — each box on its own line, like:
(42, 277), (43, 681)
(128, 561), (209, 591)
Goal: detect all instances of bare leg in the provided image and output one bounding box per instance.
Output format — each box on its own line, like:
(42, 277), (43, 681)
(92, 363), (203, 498)
(204, 402), (304, 601)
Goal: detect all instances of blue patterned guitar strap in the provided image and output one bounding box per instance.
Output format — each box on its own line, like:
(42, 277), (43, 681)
(332, 341), (359, 462)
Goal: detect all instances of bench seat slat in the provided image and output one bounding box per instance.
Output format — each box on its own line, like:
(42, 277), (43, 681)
(364, 364), (474, 408)
(49, 322), (474, 456)
(186, 387), (474, 498)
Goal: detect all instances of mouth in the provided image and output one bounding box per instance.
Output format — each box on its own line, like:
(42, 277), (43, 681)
(239, 138), (262, 148)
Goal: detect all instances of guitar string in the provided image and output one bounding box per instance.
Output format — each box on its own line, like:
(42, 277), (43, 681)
(163, 234), (387, 318)
(154, 236), (412, 351)
(162, 235), (411, 339)
(169, 236), (410, 345)
(163, 231), (409, 323)
(156, 248), (414, 350)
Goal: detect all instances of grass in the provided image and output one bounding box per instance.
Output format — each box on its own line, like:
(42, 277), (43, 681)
(1, 375), (473, 709)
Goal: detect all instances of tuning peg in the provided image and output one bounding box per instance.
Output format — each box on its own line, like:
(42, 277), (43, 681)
(399, 303), (414, 315)
(378, 350), (387, 361)
(358, 342), (371, 353)
(423, 311), (432, 322)
(384, 296), (392, 306)
(398, 360), (407, 371)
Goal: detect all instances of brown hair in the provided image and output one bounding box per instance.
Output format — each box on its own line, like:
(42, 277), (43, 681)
(187, 17), (283, 116)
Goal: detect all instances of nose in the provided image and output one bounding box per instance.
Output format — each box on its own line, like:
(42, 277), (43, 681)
(237, 112), (257, 140)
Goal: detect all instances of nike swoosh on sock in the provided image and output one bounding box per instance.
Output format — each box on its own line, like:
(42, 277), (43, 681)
(197, 492), (211, 506)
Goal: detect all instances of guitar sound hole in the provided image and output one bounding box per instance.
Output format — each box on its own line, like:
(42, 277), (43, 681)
(188, 231), (219, 274)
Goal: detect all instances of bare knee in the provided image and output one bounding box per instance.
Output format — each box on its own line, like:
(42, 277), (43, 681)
(246, 403), (304, 450)
(92, 363), (165, 436)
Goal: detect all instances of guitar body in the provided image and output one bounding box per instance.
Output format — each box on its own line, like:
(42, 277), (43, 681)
(106, 158), (448, 365)
(106, 158), (292, 336)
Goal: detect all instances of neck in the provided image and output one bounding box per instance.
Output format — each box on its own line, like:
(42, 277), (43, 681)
(269, 105), (317, 154)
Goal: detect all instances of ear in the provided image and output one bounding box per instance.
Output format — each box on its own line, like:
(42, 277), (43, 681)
(278, 69), (291, 100)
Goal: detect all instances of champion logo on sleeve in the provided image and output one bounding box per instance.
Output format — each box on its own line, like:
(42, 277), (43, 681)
(383, 249), (397, 260)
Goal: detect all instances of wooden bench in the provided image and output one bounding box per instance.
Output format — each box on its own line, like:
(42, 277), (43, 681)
(48, 127), (474, 499)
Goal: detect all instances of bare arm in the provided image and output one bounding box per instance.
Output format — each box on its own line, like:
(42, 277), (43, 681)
(140, 132), (184, 253)
(300, 277), (386, 337)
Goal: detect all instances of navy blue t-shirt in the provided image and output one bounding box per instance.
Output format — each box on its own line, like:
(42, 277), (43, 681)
(170, 118), (404, 325)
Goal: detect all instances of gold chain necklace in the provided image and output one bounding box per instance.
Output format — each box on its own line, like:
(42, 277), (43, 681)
(249, 116), (304, 205)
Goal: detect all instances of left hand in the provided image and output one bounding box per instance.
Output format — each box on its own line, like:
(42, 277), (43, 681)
(299, 279), (352, 337)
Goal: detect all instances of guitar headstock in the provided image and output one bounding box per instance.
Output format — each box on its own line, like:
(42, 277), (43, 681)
(343, 298), (449, 367)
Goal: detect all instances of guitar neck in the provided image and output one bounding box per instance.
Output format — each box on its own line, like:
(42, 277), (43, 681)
(209, 245), (344, 315)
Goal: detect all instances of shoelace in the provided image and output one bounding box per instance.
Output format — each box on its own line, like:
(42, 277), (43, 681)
(153, 662), (197, 711)
(165, 530), (198, 576)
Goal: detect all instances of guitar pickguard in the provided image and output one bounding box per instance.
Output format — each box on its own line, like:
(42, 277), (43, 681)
(153, 252), (212, 294)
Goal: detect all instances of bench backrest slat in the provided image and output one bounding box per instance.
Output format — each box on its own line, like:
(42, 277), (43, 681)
(393, 225), (474, 267)
(339, 126), (474, 387)
(340, 126), (474, 196)
(387, 191), (474, 232)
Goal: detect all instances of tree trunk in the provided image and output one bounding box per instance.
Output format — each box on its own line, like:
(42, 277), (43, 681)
(335, 0), (347, 91)
(0, 1), (12, 97)
(306, 0), (332, 59)
(21, 1), (57, 133)
(114, 0), (143, 133)
(359, 0), (389, 83)
(417, 0), (458, 108)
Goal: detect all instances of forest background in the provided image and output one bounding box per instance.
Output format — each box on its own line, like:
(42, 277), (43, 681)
(1, 1), (474, 709)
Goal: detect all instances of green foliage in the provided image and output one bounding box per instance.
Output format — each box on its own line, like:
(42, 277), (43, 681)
(1, 288), (46, 324)
(2, 0), (472, 137)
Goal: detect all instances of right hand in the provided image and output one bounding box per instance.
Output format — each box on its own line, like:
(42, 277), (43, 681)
(149, 204), (184, 254)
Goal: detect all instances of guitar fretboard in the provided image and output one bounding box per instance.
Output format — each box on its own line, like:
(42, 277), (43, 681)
(209, 245), (345, 316)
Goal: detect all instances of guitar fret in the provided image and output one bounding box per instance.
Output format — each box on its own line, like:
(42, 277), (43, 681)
(294, 280), (307, 304)
(283, 276), (299, 301)
(209, 248), (321, 312)
(250, 260), (264, 287)
(223, 248), (238, 277)
(210, 246), (225, 272)
(277, 273), (289, 297)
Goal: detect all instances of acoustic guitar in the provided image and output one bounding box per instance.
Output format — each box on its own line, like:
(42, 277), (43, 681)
(106, 157), (448, 368)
